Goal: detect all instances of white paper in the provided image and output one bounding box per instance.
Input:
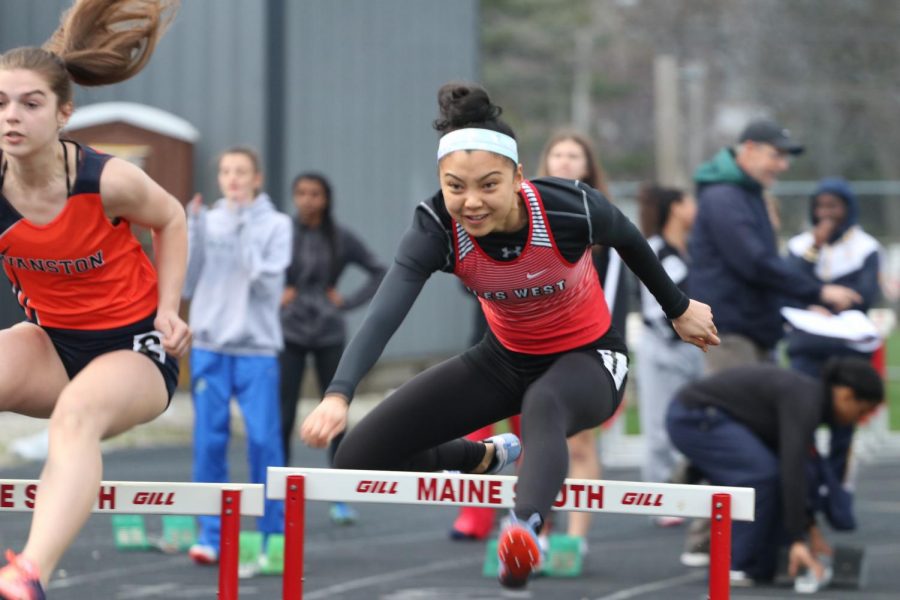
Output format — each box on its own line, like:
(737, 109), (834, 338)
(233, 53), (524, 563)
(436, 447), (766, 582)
(780, 307), (881, 342)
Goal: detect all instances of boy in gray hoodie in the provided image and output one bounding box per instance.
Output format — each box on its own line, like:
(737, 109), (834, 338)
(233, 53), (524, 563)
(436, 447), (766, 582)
(182, 147), (292, 564)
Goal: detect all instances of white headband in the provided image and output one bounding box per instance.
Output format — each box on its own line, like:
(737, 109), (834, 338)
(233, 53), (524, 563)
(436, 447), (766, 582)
(437, 128), (518, 164)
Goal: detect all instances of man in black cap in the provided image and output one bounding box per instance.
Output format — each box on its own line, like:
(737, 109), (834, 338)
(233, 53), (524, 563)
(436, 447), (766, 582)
(688, 119), (861, 374)
(678, 119), (862, 567)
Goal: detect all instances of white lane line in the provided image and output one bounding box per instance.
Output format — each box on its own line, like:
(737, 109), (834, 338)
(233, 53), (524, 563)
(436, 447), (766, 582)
(305, 529), (445, 554)
(304, 556), (483, 599)
(47, 556), (185, 589)
(860, 500), (900, 513)
(593, 571), (705, 600)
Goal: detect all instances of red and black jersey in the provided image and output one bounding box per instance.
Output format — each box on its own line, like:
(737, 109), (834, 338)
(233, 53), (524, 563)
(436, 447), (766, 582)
(325, 177), (690, 400)
(0, 143), (158, 329)
(452, 180), (610, 354)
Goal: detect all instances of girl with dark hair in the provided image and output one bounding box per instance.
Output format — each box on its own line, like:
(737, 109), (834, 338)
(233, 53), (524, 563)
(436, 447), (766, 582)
(666, 357), (883, 586)
(0, 1), (188, 597)
(183, 146), (292, 566)
(635, 185), (702, 496)
(531, 129), (631, 557)
(279, 172), (385, 524)
(300, 82), (718, 589)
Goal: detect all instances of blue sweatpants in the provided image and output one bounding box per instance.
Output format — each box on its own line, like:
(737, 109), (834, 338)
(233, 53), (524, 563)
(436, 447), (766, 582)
(666, 400), (784, 581)
(191, 349), (285, 549)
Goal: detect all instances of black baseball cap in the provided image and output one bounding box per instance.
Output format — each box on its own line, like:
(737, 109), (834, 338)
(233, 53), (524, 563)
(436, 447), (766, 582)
(738, 119), (804, 155)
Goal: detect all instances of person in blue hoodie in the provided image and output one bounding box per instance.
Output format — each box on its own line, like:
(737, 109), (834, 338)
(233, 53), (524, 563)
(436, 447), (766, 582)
(785, 177), (883, 376)
(182, 146), (293, 565)
(785, 177), (883, 542)
(688, 119), (862, 374)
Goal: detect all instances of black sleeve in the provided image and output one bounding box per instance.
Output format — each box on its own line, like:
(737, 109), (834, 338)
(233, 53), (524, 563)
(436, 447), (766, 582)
(777, 395), (819, 542)
(325, 208), (449, 401)
(338, 228), (387, 311)
(581, 183), (689, 319)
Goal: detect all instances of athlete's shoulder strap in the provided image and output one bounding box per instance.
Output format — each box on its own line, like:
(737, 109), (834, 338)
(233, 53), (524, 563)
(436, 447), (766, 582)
(70, 142), (114, 196)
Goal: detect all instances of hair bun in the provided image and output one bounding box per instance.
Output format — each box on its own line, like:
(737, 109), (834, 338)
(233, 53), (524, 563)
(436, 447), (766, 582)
(433, 82), (502, 134)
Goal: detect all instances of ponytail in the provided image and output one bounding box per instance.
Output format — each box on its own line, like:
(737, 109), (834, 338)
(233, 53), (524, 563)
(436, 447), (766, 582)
(0, 0), (178, 106)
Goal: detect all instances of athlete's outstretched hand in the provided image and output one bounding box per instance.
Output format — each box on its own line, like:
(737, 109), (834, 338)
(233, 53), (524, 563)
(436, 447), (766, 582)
(300, 394), (349, 448)
(671, 299), (720, 352)
(155, 309), (192, 357)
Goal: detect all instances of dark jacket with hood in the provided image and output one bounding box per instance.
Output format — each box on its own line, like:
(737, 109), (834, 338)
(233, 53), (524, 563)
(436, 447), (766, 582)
(687, 148), (822, 349)
(786, 177), (881, 311)
(785, 177), (883, 363)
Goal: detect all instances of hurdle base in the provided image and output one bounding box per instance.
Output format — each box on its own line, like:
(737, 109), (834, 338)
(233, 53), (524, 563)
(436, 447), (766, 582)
(111, 515), (152, 551)
(236, 531), (286, 577)
(482, 535), (583, 578)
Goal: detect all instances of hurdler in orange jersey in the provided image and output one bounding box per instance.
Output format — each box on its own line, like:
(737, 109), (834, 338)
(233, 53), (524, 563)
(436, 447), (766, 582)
(0, 143), (158, 329)
(0, 5), (188, 598)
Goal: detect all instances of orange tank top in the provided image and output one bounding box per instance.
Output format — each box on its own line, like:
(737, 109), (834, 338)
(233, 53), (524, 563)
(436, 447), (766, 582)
(0, 143), (158, 329)
(452, 180), (611, 354)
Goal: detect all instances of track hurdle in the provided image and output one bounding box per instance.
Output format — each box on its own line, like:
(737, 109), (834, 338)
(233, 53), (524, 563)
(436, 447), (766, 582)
(267, 467), (754, 600)
(0, 479), (265, 600)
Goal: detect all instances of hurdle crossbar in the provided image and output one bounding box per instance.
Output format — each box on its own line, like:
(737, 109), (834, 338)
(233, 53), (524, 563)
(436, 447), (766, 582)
(267, 467), (755, 600)
(0, 479), (265, 600)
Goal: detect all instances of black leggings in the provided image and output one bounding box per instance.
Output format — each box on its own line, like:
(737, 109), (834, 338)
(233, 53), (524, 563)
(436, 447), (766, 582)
(334, 334), (625, 521)
(279, 341), (345, 465)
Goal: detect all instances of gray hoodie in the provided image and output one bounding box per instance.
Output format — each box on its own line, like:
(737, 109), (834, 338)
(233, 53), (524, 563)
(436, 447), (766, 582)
(184, 193), (292, 355)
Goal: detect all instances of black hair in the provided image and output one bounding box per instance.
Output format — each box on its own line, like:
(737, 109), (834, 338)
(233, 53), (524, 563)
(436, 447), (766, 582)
(291, 172), (340, 285)
(637, 183), (685, 238)
(432, 82), (516, 141)
(823, 356), (884, 404)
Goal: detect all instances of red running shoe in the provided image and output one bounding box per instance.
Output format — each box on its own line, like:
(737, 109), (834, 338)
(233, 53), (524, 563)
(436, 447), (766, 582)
(0, 551), (45, 600)
(497, 513), (544, 589)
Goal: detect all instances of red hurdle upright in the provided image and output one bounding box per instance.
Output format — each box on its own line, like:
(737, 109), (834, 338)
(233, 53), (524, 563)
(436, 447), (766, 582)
(709, 492), (733, 600)
(218, 488), (242, 600)
(284, 475), (305, 600)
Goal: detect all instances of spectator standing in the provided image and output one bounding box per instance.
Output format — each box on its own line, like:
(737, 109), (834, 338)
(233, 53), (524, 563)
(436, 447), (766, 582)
(532, 129), (631, 556)
(279, 172), (385, 524)
(183, 147), (292, 565)
(635, 185), (703, 496)
(785, 176), (884, 532)
(688, 119), (861, 373)
(785, 177), (883, 376)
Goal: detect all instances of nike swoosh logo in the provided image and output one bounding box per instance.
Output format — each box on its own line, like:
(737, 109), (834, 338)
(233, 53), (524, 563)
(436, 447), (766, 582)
(525, 269), (548, 280)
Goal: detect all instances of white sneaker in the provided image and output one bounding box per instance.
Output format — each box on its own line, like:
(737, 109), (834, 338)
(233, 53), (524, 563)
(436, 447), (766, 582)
(484, 433), (521, 474)
(794, 563), (833, 594)
(680, 550), (710, 567)
(188, 543), (218, 565)
(729, 570), (754, 587)
(654, 516), (685, 528)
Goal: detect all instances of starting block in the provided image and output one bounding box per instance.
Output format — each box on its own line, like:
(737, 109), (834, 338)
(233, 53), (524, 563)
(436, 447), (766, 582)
(111, 515), (196, 553)
(238, 531), (286, 577)
(482, 534), (583, 578)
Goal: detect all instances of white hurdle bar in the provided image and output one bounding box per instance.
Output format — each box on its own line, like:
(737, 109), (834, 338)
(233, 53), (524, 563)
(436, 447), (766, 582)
(267, 467), (755, 600)
(0, 479), (265, 600)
